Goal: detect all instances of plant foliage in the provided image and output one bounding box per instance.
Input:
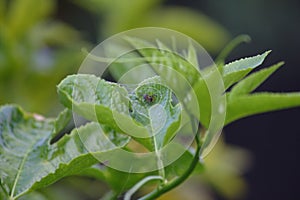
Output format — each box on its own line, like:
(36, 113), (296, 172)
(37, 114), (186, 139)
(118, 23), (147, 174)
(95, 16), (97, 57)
(1, 36), (300, 199)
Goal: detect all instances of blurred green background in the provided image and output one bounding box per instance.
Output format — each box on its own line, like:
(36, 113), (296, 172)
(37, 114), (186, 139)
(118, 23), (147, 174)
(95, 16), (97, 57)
(1, 0), (299, 199)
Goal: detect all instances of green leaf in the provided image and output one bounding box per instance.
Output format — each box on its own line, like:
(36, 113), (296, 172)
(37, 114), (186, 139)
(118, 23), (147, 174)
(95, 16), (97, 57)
(164, 147), (204, 178)
(129, 77), (181, 149)
(230, 62), (283, 97)
(222, 51), (271, 89)
(107, 48), (155, 84)
(57, 74), (182, 150)
(76, 165), (147, 197)
(0, 105), (129, 199)
(186, 42), (199, 67)
(57, 74), (153, 149)
(77, 147), (204, 195)
(122, 37), (227, 132)
(18, 191), (48, 200)
(124, 37), (201, 88)
(124, 37), (211, 126)
(225, 92), (300, 124)
(57, 74), (149, 139)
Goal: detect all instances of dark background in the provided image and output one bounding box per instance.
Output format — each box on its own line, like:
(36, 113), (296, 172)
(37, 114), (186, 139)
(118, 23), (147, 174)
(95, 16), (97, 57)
(56, 0), (300, 199)
(175, 1), (300, 200)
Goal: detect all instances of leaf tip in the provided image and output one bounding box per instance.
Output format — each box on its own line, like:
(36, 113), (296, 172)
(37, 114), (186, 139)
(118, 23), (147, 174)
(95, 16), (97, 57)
(238, 34), (252, 43)
(264, 50), (272, 56)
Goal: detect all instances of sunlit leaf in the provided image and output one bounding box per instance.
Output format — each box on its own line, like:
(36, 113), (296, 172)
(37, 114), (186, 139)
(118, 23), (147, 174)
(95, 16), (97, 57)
(226, 92), (300, 124)
(58, 75), (182, 150)
(0, 105), (129, 199)
(222, 51), (271, 89)
(230, 62), (283, 96)
(130, 77), (181, 148)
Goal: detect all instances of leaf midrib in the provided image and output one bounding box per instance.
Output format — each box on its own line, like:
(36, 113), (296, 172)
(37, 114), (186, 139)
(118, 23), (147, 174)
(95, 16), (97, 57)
(10, 134), (45, 199)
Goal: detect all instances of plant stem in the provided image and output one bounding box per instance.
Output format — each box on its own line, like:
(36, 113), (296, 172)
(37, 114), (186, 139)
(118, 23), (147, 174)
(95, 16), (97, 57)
(138, 118), (201, 200)
(153, 138), (165, 182)
(215, 34), (251, 66)
(100, 190), (118, 200)
(124, 176), (163, 200)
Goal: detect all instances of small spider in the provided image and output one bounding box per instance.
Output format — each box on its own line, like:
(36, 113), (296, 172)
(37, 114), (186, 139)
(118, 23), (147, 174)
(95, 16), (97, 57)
(143, 94), (156, 103)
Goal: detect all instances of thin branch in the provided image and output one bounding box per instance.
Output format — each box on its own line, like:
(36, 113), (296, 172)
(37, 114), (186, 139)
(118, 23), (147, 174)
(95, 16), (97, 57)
(138, 116), (202, 200)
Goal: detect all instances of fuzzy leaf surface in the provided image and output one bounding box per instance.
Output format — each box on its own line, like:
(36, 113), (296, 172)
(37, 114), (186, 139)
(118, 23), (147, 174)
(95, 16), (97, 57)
(230, 62), (283, 96)
(226, 92), (300, 124)
(0, 105), (129, 199)
(221, 51), (270, 89)
(57, 75), (181, 150)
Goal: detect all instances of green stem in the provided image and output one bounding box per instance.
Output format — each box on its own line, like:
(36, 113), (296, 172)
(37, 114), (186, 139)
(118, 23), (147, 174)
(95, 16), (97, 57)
(100, 190), (118, 200)
(138, 118), (201, 200)
(153, 138), (165, 182)
(0, 183), (8, 198)
(124, 176), (163, 200)
(215, 34), (251, 67)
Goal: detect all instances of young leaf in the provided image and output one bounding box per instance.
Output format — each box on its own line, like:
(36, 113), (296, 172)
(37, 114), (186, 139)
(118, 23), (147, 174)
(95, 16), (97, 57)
(124, 36), (201, 88)
(129, 77), (181, 149)
(225, 92), (300, 124)
(58, 74), (182, 150)
(0, 105), (129, 199)
(124, 37), (213, 127)
(57, 74), (151, 145)
(187, 42), (199, 67)
(230, 62), (283, 97)
(222, 51), (270, 89)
